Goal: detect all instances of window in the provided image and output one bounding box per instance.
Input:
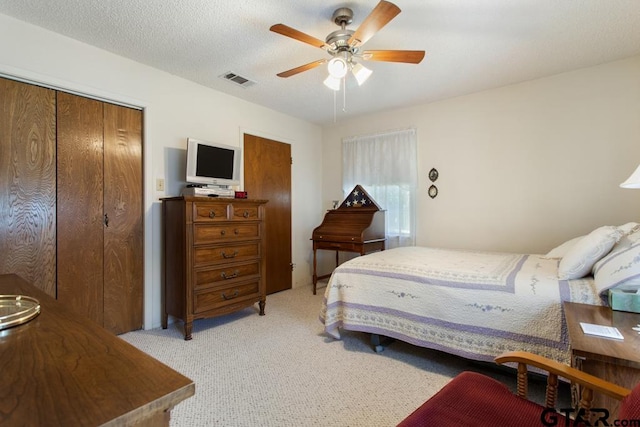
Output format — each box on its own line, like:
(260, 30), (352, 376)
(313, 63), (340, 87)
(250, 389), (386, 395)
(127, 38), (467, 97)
(342, 128), (417, 248)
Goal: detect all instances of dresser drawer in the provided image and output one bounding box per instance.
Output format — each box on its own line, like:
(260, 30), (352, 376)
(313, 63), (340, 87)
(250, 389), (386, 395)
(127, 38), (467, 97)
(193, 242), (260, 267)
(193, 223), (260, 244)
(192, 202), (229, 222)
(194, 261), (260, 289)
(314, 240), (358, 252)
(193, 280), (260, 314)
(230, 204), (260, 221)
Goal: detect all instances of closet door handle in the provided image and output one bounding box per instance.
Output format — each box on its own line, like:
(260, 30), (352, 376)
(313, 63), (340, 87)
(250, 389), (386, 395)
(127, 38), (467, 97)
(104, 214), (109, 227)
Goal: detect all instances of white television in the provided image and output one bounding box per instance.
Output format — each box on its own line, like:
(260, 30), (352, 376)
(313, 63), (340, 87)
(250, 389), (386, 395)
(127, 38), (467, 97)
(185, 138), (241, 187)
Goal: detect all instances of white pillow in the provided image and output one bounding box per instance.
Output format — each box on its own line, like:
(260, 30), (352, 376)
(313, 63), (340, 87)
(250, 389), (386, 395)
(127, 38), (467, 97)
(545, 236), (584, 259)
(558, 226), (622, 280)
(618, 222), (640, 236)
(593, 230), (640, 294)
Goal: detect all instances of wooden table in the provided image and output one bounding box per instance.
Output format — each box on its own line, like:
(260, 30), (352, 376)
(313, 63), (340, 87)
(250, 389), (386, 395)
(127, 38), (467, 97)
(0, 274), (195, 426)
(564, 301), (640, 417)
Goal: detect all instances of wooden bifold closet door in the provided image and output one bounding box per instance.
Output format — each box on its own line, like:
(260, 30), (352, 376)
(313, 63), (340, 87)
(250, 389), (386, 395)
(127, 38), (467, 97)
(102, 102), (144, 334)
(0, 78), (57, 296)
(56, 92), (143, 334)
(1, 78), (143, 334)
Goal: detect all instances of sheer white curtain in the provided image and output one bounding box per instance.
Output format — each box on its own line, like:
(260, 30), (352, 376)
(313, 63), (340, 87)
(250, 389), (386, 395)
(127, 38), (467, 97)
(342, 128), (417, 248)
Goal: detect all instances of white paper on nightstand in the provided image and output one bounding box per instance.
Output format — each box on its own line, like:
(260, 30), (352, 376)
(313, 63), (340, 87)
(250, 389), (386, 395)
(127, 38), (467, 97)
(579, 322), (624, 340)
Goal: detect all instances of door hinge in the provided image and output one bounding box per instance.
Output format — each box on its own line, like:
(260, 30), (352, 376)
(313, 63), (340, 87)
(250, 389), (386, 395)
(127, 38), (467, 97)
(290, 157), (293, 165)
(290, 263), (295, 271)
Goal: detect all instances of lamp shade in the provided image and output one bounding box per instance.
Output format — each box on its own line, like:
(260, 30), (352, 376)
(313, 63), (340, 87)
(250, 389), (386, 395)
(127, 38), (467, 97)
(323, 75), (341, 91)
(620, 164), (640, 189)
(352, 63), (372, 86)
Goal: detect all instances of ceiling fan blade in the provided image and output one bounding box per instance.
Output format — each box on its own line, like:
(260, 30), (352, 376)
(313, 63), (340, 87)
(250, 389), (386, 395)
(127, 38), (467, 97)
(270, 24), (328, 50)
(362, 50), (426, 64)
(348, 1), (401, 47)
(277, 59), (327, 78)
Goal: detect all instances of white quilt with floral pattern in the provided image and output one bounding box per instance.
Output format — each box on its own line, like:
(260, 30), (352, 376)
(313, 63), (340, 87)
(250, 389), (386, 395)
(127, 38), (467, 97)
(320, 246), (603, 364)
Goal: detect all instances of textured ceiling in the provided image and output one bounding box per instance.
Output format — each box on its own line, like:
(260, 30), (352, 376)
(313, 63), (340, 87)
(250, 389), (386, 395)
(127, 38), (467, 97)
(1, 0), (640, 126)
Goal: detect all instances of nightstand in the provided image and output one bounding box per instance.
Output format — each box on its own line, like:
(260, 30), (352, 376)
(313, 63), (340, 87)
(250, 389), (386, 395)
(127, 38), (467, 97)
(564, 301), (640, 417)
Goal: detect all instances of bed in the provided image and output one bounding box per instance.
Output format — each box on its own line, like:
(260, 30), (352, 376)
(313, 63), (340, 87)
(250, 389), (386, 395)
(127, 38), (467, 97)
(320, 223), (640, 365)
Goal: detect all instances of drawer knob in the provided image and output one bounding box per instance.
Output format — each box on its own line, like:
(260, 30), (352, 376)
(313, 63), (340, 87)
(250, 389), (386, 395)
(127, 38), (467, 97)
(221, 270), (239, 280)
(222, 289), (239, 300)
(234, 229), (240, 235)
(209, 211), (216, 218)
(221, 250), (238, 259)
(243, 211), (250, 218)
(220, 229), (226, 236)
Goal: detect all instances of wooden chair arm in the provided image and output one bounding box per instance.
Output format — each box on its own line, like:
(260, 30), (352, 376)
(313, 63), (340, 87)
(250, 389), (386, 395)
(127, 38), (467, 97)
(495, 351), (631, 401)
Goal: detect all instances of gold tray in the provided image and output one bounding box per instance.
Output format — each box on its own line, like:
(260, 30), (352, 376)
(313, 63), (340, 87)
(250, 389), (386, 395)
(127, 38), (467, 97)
(0, 295), (41, 330)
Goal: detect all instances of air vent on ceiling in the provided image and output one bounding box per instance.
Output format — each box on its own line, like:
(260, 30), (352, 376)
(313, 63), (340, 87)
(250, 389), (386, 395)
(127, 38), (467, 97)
(219, 72), (256, 88)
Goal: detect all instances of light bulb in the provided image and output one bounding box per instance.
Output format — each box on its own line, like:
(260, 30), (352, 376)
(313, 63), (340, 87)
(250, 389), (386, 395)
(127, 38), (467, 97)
(327, 57), (348, 79)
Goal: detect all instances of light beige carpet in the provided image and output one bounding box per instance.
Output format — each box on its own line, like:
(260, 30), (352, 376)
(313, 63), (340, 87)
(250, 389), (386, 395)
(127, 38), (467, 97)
(120, 283), (569, 426)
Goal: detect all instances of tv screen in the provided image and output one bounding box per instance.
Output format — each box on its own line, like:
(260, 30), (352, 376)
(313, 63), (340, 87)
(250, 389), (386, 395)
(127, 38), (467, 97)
(196, 145), (234, 180)
(186, 138), (241, 187)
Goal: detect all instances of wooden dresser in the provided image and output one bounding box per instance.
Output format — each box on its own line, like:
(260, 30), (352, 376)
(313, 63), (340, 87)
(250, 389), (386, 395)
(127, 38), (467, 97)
(162, 196), (268, 340)
(0, 274), (194, 426)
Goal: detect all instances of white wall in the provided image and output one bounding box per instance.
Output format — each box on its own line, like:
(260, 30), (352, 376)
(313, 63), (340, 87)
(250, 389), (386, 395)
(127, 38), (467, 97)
(322, 55), (640, 254)
(0, 14), (324, 329)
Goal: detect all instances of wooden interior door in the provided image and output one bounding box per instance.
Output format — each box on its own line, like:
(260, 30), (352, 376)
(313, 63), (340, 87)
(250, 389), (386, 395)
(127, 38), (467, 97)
(243, 134), (292, 294)
(56, 92), (105, 325)
(0, 78), (57, 296)
(103, 103), (143, 334)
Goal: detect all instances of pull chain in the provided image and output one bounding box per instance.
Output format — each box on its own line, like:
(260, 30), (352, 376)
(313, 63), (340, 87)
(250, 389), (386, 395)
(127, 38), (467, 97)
(342, 77), (347, 112)
(333, 89), (337, 123)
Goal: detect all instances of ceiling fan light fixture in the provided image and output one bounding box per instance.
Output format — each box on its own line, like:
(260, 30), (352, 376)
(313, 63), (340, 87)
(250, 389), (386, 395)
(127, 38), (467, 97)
(323, 75), (342, 91)
(352, 62), (373, 86)
(327, 57), (348, 78)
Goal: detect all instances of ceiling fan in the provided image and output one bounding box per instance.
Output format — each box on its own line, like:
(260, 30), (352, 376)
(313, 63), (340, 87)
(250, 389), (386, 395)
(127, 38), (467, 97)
(270, 0), (425, 90)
